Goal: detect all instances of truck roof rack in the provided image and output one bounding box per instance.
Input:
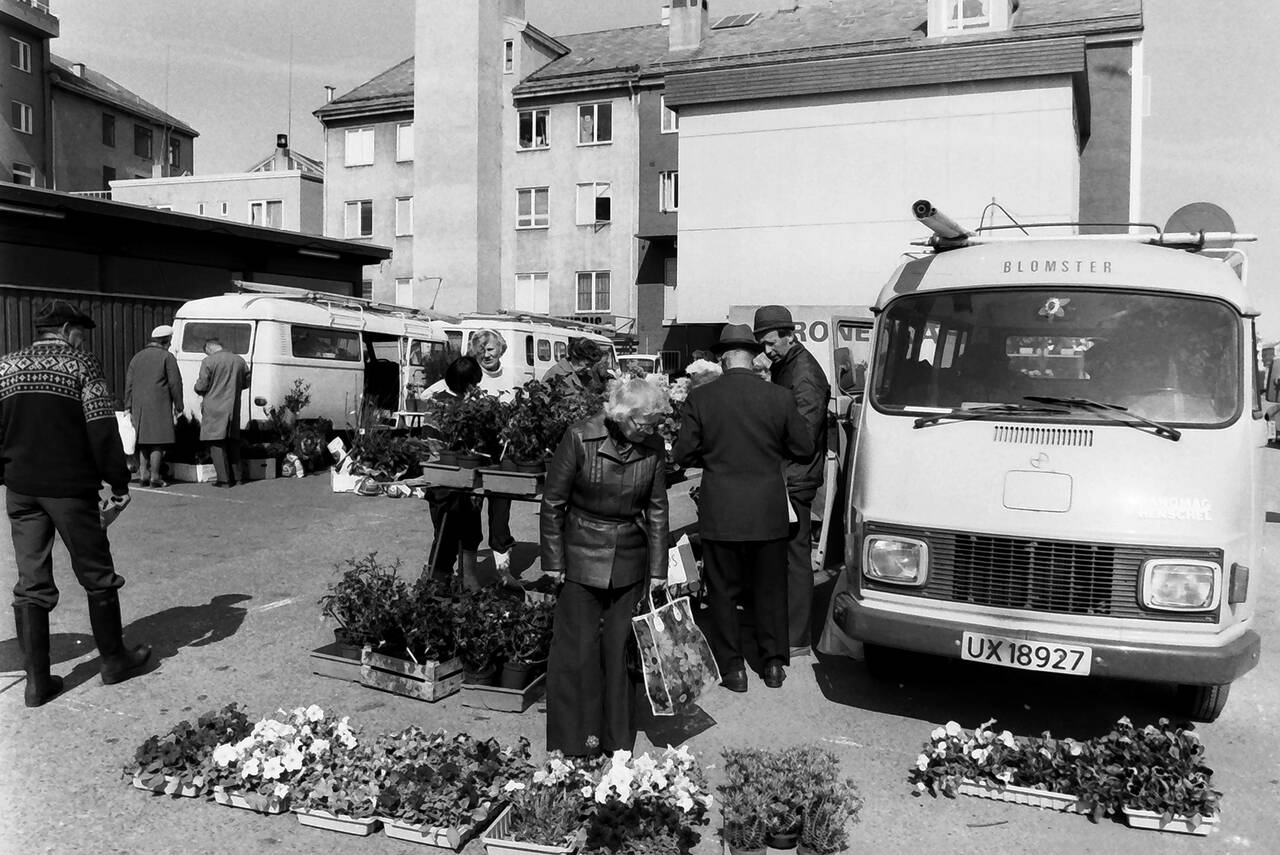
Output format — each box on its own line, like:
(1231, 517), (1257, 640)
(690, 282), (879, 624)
(233, 281), (461, 323)
(458, 309), (613, 335)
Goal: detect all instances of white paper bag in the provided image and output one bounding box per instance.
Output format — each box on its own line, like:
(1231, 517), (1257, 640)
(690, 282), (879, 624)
(116, 411), (136, 456)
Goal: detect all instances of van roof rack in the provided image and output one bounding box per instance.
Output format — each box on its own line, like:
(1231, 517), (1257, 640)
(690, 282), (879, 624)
(233, 281), (460, 323)
(458, 309), (613, 335)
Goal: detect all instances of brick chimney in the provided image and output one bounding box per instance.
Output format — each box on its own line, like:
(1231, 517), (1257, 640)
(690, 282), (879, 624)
(70, 62), (85, 77)
(668, 0), (709, 52)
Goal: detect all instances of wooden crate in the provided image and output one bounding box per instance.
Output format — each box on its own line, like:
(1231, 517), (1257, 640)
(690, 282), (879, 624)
(460, 673), (545, 713)
(310, 642), (363, 683)
(421, 464), (479, 490)
(477, 469), (542, 497)
(360, 647), (463, 702)
(240, 457), (278, 481)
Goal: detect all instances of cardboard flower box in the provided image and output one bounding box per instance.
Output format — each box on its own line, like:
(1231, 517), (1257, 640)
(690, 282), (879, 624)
(460, 672), (545, 714)
(421, 463), (479, 490)
(240, 457), (278, 481)
(957, 779), (1088, 813)
(295, 809), (382, 836)
(212, 785), (289, 814)
(481, 804), (575, 855)
(380, 809), (494, 851)
(169, 462), (217, 483)
(359, 646), (463, 702)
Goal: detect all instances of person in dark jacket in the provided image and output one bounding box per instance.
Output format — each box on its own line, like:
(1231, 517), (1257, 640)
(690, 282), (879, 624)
(754, 305), (831, 657)
(125, 324), (183, 488)
(194, 338), (251, 488)
(0, 300), (152, 708)
(673, 324), (814, 692)
(541, 378), (670, 756)
(541, 337), (604, 393)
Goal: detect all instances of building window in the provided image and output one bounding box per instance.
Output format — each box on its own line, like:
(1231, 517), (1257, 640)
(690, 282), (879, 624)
(344, 126), (374, 167)
(578, 102), (612, 145)
(10, 38), (31, 73)
(101, 166), (115, 190)
(220, 201), (228, 216)
(515, 272), (550, 314)
(660, 95), (679, 133)
(517, 109), (548, 150)
(102, 114), (115, 147)
(503, 39), (514, 74)
(516, 187), (549, 229)
(948, 0), (991, 29)
(576, 271), (610, 312)
(167, 137), (181, 169)
(344, 199), (373, 237)
(134, 125), (153, 159)
(12, 162), (34, 186)
(659, 171), (679, 212)
(395, 196), (413, 236)
(11, 100), (32, 134)
(576, 182), (611, 225)
(395, 278), (413, 304)
(197, 202), (206, 215)
(249, 199), (283, 229)
(396, 122), (413, 162)
(361, 280), (373, 301)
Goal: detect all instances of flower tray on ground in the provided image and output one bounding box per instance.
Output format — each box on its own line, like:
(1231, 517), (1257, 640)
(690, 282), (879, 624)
(212, 785), (289, 814)
(360, 647), (463, 702)
(310, 641), (363, 683)
(476, 468), (543, 497)
(421, 463), (479, 490)
(957, 779), (1089, 814)
(1122, 807), (1219, 836)
(295, 808), (382, 836)
(461, 672), (546, 714)
(480, 804), (576, 855)
(380, 813), (491, 850)
(131, 774), (202, 798)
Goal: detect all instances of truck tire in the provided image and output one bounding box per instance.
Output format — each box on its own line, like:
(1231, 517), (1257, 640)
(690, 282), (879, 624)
(1177, 683), (1231, 723)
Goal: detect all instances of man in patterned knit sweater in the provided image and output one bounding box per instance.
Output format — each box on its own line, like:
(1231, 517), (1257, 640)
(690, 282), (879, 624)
(0, 300), (151, 707)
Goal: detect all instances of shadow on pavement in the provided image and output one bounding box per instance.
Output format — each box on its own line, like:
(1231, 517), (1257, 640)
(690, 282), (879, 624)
(0, 631), (95, 671)
(637, 688), (717, 748)
(56, 593), (253, 693)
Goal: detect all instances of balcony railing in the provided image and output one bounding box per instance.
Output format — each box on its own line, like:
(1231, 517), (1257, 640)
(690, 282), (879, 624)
(70, 190), (111, 200)
(11, 0), (52, 13)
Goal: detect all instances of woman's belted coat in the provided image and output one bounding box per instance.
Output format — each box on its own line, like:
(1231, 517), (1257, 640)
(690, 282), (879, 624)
(540, 412), (669, 588)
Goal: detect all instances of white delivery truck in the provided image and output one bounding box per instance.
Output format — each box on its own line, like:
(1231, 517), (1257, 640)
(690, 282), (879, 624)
(171, 282), (452, 431)
(822, 200), (1265, 722)
(438, 312), (617, 392)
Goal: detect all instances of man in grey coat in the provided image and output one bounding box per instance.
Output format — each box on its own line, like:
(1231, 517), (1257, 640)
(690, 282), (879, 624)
(194, 338), (250, 488)
(124, 325), (183, 488)
(754, 305), (831, 658)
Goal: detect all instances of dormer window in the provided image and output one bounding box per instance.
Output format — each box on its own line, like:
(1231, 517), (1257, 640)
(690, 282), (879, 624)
(928, 0), (1015, 37)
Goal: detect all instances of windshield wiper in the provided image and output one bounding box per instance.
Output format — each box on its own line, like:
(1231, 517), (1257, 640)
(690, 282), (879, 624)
(1024, 395), (1181, 442)
(912, 402), (1071, 429)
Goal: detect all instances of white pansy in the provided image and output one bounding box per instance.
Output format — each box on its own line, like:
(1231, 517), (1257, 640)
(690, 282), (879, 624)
(916, 782), (927, 793)
(305, 704), (324, 722)
(262, 757), (285, 780)
(241, 757), (261, 779)
(282, 748), (305, 772)
(916, 754), (929, 771)
(503, 781), (526, 793)
(532, 770), (549, 786)
(970, 747), (989, 764)
(212, 743), (239, 768)
(944, 721), (962, 737)
(273, 782), (290, 799)
(309, 738), (330, 757)
(930, 726), (946, 741)
(999, 731), (1017, 749)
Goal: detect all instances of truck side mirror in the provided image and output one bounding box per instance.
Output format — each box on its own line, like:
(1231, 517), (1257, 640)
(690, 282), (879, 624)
(833, 347), (864, 395)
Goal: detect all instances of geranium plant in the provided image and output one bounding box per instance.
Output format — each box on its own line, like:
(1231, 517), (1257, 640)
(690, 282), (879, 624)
(582, 747), (712, 854)
(395, 574), (460, 663)
(502, 596), (555, 666)
(454, 585), (521, 675)
(125, 703), (252, 794)
(318, 552), (408, 650)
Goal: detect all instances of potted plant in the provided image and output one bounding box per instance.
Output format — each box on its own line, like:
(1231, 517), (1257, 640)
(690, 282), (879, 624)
(125, 703), (252, 797)
(719, 748), (771, 855)
(1109, 718), (1221, 834)
(292, 740), (383, 836)
(581, 747), (712, 855)
(499, 597), (555, 689)
(500, 381), (558, 470)
(456, 586), (519, 685)
(318, 553), (408, 656)
(797, 780), (862, 855)
(482, 754), (595, 854)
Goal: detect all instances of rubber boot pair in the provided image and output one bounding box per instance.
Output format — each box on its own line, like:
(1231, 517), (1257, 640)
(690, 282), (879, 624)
(13, 604), (64, 708)
(86, 590), (152, 684)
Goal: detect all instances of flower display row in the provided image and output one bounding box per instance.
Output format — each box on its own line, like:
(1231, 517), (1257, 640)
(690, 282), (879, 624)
(908, 717), (1221, 833)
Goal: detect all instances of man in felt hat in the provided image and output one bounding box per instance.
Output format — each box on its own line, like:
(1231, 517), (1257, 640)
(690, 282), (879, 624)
(0, 300), (152, 707)
(194, 337), (251, 487)
(753, 305), (831, 658)
(125, 324), (184, 488)
(673, 324), (814, 692)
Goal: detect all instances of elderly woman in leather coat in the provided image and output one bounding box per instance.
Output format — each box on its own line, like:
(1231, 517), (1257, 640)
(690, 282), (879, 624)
(540, 378), (670, 757)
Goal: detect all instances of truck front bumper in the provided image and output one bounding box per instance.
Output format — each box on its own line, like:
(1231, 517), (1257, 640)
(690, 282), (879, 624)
(831, 592), (1261, 686)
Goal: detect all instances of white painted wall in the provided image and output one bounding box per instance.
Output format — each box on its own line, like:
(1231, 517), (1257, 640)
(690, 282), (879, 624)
(676, 76), (1081, 323)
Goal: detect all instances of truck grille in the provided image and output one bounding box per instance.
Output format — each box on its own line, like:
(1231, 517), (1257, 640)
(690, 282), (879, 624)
(861, 523), (1221, 623)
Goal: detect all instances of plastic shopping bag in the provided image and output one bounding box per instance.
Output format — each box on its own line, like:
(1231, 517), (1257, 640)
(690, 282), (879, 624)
(666, 534), (699, 589)
(630, 591), (721, 716)
(116, 411), (136, 456)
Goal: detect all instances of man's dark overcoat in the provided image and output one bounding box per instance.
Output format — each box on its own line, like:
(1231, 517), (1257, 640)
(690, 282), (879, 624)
(125, 343), (183, 445)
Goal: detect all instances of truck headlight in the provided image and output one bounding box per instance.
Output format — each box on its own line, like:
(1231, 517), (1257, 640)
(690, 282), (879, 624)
(863, 536), (928, 586)
(1141, 560), (1220, 611)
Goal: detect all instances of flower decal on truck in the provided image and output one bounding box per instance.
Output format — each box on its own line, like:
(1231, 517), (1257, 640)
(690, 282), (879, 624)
(1038, 297), (1071, 321)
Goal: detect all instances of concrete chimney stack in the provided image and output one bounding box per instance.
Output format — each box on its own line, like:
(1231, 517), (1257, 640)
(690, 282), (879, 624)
(324, 85), (335, 103)
(668, 0), (709, 52)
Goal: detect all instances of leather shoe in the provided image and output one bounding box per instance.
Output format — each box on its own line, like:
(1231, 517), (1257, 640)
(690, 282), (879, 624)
(721, 669), (748, 693)
(763, 662), (786, 688)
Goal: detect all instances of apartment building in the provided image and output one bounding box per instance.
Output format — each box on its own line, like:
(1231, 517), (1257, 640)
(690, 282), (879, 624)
(1, 0), (57, 187)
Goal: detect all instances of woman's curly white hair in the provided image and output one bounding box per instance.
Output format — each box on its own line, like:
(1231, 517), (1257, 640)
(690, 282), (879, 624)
(603, 377), (670, 422)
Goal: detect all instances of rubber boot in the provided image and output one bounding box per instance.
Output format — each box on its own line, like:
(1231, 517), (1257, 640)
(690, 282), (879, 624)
(14, 605), (64, 707)
(86, 590), (152, 685)
(460, 549), (484, 592)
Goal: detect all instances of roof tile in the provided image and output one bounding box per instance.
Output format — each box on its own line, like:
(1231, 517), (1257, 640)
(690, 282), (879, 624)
(49, 54), (198, 136)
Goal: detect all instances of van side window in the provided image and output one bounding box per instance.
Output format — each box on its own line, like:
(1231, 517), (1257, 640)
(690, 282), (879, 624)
(525, 335), (535, 367)
(445, 331), (464, 359)
(419, 342), (449, 388)
(181, 322), (251, 354)
(290, 324), (360, 361)
(554, 341), (567, 361)
(536, 339), (552, 362)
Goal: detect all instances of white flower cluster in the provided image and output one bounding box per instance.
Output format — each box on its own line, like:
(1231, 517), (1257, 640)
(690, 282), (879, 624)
(211, 705), (356, 795)
(914, 719), (1019, 792)
(585, 746), (711, 814)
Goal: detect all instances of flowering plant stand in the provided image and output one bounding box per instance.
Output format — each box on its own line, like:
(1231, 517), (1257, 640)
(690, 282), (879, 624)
(130, 774), (202, 798)
(212, 785), (290, 814)
(957, 779), (1089, 814)
(295, 808), (382, 836)
(1121, 807), (1219, 836)
(481, 804), (578, 855)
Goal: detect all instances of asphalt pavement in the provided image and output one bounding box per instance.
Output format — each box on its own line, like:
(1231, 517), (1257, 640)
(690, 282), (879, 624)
(1, 456), (1277, 854)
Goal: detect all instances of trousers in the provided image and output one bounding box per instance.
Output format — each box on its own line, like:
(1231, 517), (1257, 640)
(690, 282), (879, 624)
(7, 490), (125, 611)
(208, 441), (241, 485)
(427, 491), (482, 577)
(701, 537), (789, 672)
(546, 578), (644, 756)
(786, 493), (815, 648)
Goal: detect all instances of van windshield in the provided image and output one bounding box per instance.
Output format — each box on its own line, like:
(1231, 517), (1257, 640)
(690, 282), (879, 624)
(872, 289), (1241, 427)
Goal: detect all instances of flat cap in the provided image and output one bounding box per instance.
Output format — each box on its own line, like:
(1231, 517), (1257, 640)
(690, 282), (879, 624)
(35, 300), (96, 330)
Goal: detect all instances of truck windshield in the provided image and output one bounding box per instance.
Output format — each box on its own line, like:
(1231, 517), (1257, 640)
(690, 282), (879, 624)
(872, 289), (1241, 427)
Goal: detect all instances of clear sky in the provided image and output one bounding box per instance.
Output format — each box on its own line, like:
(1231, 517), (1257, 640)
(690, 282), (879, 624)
(51, 0), (1279, 339)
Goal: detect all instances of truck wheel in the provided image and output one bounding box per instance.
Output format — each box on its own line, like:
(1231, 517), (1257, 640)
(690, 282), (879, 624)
(1177, 683), (1231, 722)
(863, 643), (907, 680)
